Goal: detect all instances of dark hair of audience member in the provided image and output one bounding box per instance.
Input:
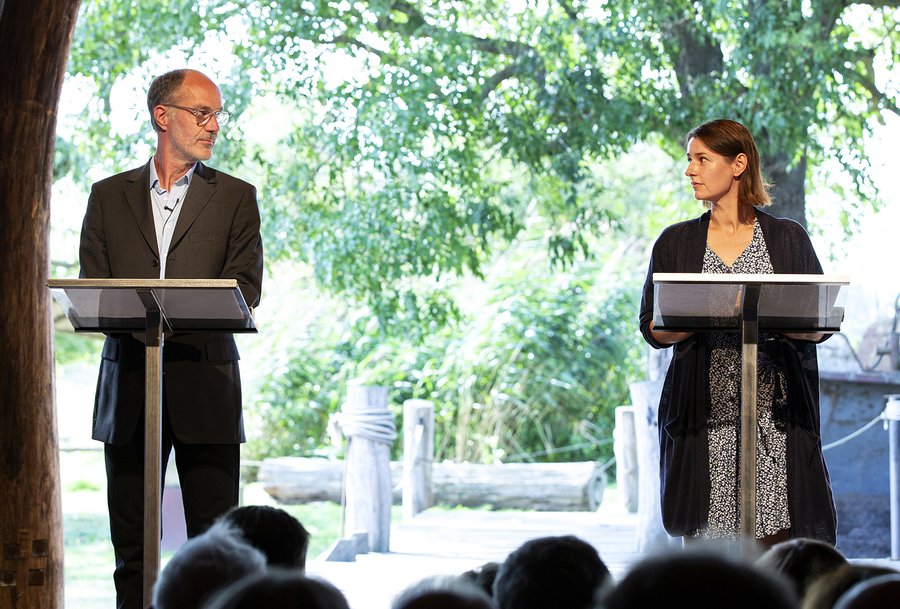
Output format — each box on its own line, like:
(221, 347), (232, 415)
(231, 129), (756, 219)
(152, 522), (266, 609)
(201, 568), (350, 609)
(833, 573), (900, 609)
(801, 564), (900, 609)
(458, 561), (500, 598)
(392, 575), (494, 609)
(756, 537), (848, 599)
(493, 535), (611, 609)
(218, 504), (310, 570)
(600, 549), (797, 609)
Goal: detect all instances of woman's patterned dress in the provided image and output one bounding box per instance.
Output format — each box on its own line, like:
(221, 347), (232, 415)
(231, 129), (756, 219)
(691, 218), (791, 539)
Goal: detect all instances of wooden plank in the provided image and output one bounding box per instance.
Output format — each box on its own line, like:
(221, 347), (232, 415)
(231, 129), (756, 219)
(307, 507), (640, 609)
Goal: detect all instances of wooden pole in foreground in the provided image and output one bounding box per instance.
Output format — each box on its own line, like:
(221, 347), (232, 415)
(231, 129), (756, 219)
(0, 2), (82, 608)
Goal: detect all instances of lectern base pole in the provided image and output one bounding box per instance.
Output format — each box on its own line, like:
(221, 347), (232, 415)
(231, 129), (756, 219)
(739, 285), (760, 543)
(142, 308), (164, 609)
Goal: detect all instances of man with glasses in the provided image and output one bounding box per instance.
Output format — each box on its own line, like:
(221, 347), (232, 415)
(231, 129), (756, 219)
(79, 69), (263, 609)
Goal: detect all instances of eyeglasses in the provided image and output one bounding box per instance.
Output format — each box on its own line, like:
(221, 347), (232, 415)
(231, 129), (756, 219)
(164, 104), (230, 126)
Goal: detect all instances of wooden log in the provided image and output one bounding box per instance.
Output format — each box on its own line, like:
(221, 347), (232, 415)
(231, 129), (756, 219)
(259, 458), (352, 503)
(402, 399), (434, 519)
(259, 458), (606, 511)
(433, 462), (606, 511)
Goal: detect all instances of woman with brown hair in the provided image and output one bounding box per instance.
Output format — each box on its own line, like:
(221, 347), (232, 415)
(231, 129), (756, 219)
(639, 118), (836, 546)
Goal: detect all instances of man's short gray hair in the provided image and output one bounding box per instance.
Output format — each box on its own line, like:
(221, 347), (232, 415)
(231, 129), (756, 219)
(147, 69), (190, 132)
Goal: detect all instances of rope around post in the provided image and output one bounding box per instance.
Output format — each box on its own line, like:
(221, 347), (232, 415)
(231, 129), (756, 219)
(330, 404), (397, 445)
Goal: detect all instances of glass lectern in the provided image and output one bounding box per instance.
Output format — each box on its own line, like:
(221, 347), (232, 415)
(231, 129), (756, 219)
(652, 273), (849, 539)
(48, 278), (256, 608)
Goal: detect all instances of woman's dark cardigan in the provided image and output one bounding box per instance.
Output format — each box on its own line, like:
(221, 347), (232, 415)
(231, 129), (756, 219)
(639, 208), (837, 543)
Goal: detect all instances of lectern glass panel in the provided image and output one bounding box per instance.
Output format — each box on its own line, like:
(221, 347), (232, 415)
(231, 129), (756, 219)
(51, 285), (150, 331)
(50, 288), (147, 332)
(155, 287), (253, 330)
(652, 274), (849, 333)
(48, 279), (256, 333)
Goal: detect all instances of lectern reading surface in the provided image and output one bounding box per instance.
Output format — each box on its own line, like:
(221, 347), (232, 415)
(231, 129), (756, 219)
(49, 278), (256, 333)
(651, 273), (848, 541)
(652, 273), (847, 333)
(48, 278), (256, 609)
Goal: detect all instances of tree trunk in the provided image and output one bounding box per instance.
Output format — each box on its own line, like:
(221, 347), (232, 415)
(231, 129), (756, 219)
(764, 153), (808, 228)
(0, 2), (82, 608)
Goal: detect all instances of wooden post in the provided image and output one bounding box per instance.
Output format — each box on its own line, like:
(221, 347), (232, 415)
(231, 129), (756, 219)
(1, 2), (81, 608)
(342, 384), (395, 552)
(402, 399), (434, 519)
(614, 406), (638, 513)
(630, 345), (675, 553)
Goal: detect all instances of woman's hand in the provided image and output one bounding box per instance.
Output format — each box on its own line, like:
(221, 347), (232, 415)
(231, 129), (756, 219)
(782, 331), (825, 342)
(649, 321), (695, 345)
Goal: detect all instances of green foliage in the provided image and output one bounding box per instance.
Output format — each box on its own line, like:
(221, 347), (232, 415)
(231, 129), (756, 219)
(243, 143), (686, 462)
(54, 328), (103, 365)
(66, 479), (102, 493)
(277, 502), (348, 559)
(56, 1), (898, 464)
(245, 0), (894, 301)
(59, 0), (899, 323)
(248, 321), (354, 459)
(428, 276), (641, 464)
(246, 226), (643, 466)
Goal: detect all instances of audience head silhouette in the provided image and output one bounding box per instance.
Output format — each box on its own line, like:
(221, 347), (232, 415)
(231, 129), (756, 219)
(393, 575), (494, 609)
(458, 561), (500, 598)
(801, 564), (900, 609)
(493, 535), (611, 609)
(152, 522), (266, 609)
(219, 504), (310, 570)
(600, 549), (796, 609)
(146, 504), (900, 609)
(756, 537), (847, 599)
(201, 568), (351, 609)
(832, 573), (900, 609)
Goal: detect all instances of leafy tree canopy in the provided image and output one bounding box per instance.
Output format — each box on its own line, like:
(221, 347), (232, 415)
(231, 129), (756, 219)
(59, 0), (900, 324)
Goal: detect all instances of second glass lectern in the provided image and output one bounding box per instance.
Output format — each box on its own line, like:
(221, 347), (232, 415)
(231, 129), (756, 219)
(652, 273), (849, 540)
(48, 278), (257, 608)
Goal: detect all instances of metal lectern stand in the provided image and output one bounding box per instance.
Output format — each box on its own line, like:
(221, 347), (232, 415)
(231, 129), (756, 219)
(48, 278), (257, 608)
(652, 273), (849, 540)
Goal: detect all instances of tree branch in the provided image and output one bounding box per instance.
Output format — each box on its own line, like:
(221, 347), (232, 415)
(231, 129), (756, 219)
(330, 33), (392, 61)
(380, 0), (538, 58)
(366, 0), (549, 100)
(480, 62), (520, 101)
(555, 0), (579, 21)
(848, 0), (900, 7)
(835, 61), (900, 117)
(813, 1), (899, 117)
(813, 0), (849, 41)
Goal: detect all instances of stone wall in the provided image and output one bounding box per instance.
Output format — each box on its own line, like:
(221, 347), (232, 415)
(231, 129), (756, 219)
(818, 335), (899, 558)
